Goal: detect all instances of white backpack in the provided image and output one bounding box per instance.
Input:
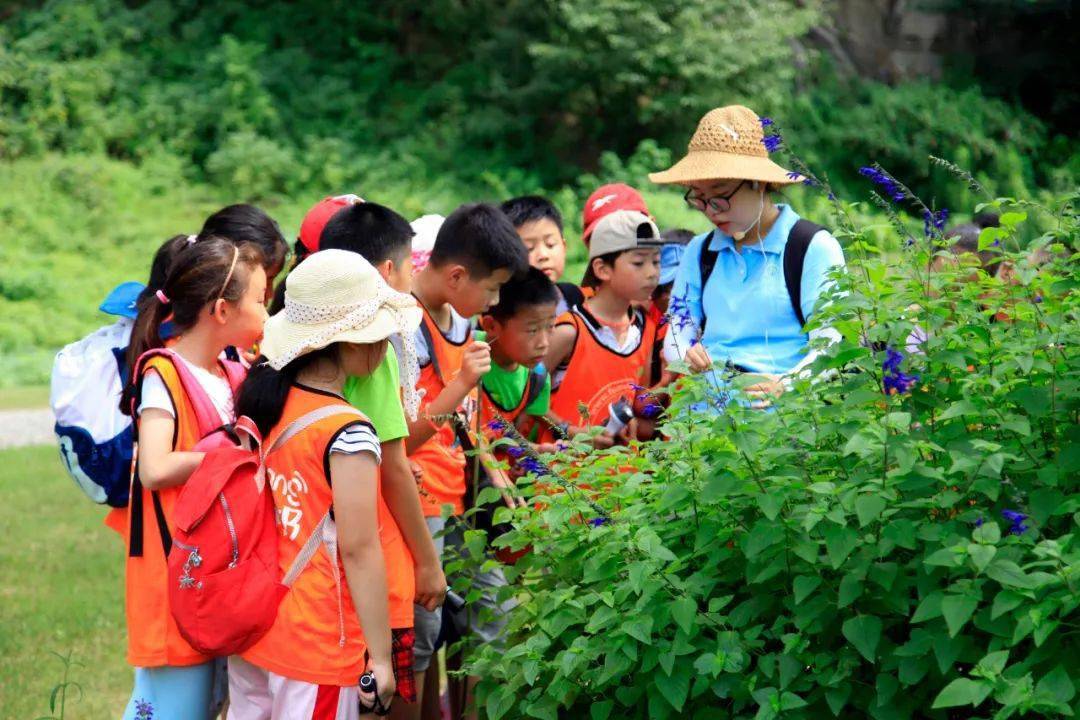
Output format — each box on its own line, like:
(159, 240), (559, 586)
(50, 317), (136, 507)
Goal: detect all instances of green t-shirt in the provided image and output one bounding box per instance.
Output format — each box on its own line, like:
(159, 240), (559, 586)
(342, 343), (408, 443)
(481, 362), (550, 417)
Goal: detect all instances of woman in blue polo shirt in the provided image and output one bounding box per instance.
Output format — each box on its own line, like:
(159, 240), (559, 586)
(650, 104), (845, 402)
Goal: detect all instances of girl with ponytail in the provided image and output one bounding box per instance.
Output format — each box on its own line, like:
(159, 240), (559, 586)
(119, 236), (267, 720)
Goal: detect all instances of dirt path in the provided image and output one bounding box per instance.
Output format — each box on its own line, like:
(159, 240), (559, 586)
(0, 408), (55, 450)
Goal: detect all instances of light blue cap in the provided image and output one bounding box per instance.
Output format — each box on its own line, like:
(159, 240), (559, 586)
(99, 281), (146, 319)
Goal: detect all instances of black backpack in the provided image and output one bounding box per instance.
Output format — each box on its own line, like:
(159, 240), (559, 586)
(698, 219), (825, 331)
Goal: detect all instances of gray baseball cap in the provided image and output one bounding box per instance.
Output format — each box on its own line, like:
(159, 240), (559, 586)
(587, 210), (663, 259)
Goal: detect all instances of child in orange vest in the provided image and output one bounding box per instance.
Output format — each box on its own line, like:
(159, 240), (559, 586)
(317, 199), (450, 711)
(230, 249), (423, 718)
(544, 209), (663, 445)
(119, 238), (268, 720)
(478, 267), (560, 449)
(500, 195), (583, 315)
(405, 203), (528, 708)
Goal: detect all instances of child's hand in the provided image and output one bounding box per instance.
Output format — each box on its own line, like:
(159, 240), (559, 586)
(744, 374), (786, 409)
(410, 461), (423, 486)
(685, 344), (712, 373)
(490, 466), (526, 508)
(458, 340), (492, 386)
(414, 560), (448, 612)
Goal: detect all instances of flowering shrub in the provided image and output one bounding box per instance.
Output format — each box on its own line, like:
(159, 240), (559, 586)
(460, 169), (1079, 718)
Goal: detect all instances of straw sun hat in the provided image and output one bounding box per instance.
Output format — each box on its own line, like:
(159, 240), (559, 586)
(648, 105), (801, 186)
(260, 249), (423, 417)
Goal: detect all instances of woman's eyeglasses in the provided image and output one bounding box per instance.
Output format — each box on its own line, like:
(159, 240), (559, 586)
(684, 180), (746, 213)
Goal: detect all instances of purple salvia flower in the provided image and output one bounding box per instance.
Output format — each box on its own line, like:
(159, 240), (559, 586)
(1002, 509), (1028, 535)
(882, 346), (918, 394)
(589, 517), (610, 527)
(486, 418), (507, 432)
(639, 402), (663, 420)
(135, 700), (154, 720)
(506, 445), (526, 459)
(762, 134), (782, 153)
(760, 117), (774, 127)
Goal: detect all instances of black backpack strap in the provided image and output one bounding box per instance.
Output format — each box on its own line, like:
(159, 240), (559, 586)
(524, 367), (548, 408)
(783, 219), (826, 329)
(557, 282), (585, 311)
(417, 320), (442, 382)
(127, 470), (172, 558)
(698, 231), (719, 332)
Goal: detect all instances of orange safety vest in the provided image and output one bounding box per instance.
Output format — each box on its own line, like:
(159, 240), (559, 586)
(409, 302), (476, 517)
(242, 386), (380, 686)
(549, 305), (659, 428)
(124, 356), (215, 668)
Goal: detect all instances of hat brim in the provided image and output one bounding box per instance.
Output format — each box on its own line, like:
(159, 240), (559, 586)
(260, 304), (422, 368)
(648, 151), (802, 186)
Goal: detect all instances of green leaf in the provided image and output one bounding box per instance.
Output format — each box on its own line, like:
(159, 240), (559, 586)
(671, 597), (696, 636)
(635, 529), (676, 562)
(987, 560), (1034, 588)
(967, 543), (996, 573)
(793, 575), (822, 604)
(743, 520), (781, 559)
(975, 650), (1009, 678)
(931, 678), (992, 709)
(911, 591), (944, 623)
(756, 492), (783, 520)
(973, 521), (1001, 544)
(621, 617), (653, 643)
(1035, 665), (1076, 704)
(590, 700), (615, 720)
(941, 594), (979, 637)
(991, 590), (1025, 620)
(654, 666), (690, 711)
(939, 399), (978, 421)
(838, 573), (863, 608)
(842, 615), (881, 661)
(486, 686), (516, 720)
(855, 494), (887, 527)
(825, 685), (851, 715)
(824, 524), (859, 569)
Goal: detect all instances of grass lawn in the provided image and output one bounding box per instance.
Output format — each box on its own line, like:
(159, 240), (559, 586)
(0, 385), (50, 410)
(0, 445), (128, 718)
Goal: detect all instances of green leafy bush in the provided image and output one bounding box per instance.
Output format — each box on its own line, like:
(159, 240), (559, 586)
(462, 176), (1079, 718)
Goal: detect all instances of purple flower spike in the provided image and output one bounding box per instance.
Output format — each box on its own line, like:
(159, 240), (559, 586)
(762, 134), (782, 153)
(506, 445), (526, 459)
(639, 402), (663, 420)
(760, 117), (774, 127)
(589, 517), (610, 527)
(135, 700), (154, 720)
(487, 418), (507, 432)
(1002, 509), (1028, 535)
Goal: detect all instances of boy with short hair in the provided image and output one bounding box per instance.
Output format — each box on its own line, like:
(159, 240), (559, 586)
(405, 202), (529, 712)
(544, 208), (664, 444)
(314, 201), (446, 712)
(500, 195), (583, 314)
(478, 267), (560, 438)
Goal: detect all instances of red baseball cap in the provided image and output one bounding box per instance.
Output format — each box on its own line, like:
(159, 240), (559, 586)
(581, 183), (650, 245)
(298, 194), (364, 253)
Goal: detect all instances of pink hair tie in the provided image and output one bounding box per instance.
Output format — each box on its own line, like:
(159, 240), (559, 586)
(155, 289), (170, 304)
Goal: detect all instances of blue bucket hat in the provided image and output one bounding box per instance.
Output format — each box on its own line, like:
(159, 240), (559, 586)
(99, 281), (145, 319)
(659, 244), (687, 285)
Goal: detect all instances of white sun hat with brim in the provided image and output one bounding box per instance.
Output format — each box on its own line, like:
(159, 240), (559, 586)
(648, 105), (802, 186)
(260, 249), (423, 417)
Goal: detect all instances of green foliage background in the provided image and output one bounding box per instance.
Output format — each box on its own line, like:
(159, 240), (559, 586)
(0, 0), (1076, 387)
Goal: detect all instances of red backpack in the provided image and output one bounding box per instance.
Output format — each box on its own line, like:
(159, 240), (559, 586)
(167, 405), (363, 657)
(128, 349), (245, 560)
